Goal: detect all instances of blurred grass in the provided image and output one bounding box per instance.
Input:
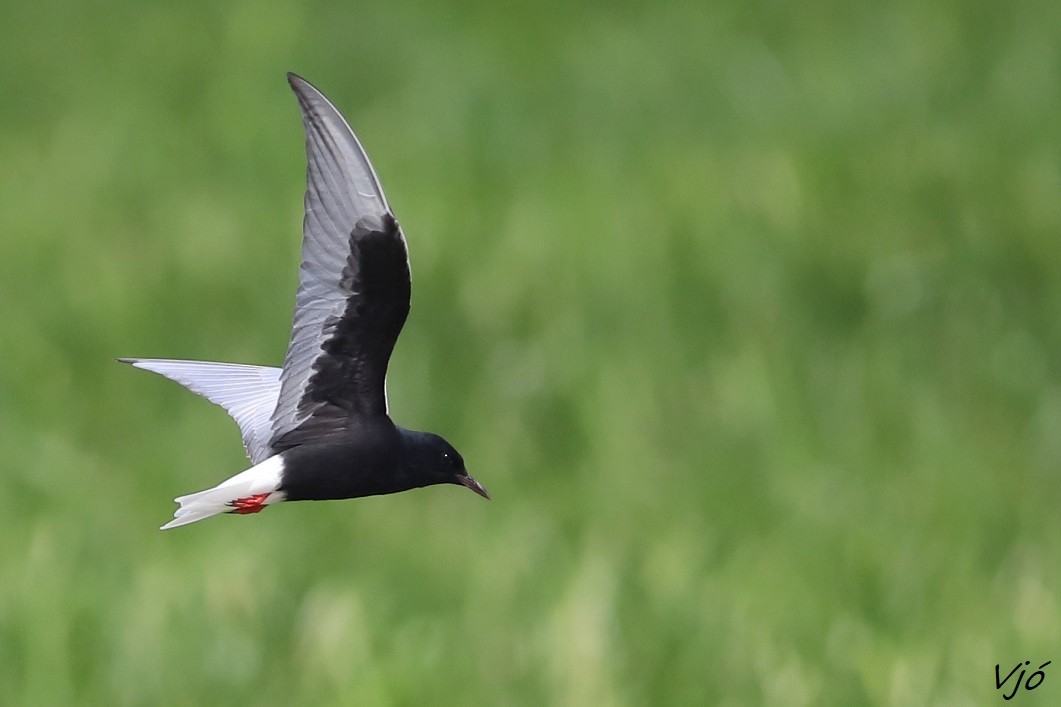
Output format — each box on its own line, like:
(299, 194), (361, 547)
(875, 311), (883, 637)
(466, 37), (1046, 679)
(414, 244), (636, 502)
(1, 0), (1060, 703)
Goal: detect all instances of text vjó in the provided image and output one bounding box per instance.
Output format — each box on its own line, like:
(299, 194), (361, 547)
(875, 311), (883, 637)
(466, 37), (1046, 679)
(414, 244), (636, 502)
(996, 661), (1050, 700)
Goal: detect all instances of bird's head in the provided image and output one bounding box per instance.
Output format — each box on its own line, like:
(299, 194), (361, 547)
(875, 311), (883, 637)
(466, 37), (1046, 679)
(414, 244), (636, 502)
(401, 430), (490, 499)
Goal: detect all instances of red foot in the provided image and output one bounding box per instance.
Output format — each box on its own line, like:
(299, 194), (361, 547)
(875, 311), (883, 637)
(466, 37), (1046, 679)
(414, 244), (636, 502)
(227, 493), (271, 515)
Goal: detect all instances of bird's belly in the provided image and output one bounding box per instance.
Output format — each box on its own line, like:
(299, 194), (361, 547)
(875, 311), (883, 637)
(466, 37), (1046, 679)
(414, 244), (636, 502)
(277, 443), (405, 501)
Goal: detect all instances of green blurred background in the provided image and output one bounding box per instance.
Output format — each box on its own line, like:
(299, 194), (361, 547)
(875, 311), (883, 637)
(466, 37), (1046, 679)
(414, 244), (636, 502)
(1, 0), (1059, 703)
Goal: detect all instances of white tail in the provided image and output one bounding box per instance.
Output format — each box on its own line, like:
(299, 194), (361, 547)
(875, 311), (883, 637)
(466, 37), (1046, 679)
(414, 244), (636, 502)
(161, 455), (286, 530)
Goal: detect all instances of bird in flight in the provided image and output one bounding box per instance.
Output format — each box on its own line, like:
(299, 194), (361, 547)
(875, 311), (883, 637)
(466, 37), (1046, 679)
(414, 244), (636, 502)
(121, 73), (489, 530)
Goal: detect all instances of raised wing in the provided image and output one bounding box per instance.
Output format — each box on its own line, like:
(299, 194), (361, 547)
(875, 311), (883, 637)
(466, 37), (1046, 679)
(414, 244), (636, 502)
(268, 74), (410, 453)
(119, 359), (282, 463)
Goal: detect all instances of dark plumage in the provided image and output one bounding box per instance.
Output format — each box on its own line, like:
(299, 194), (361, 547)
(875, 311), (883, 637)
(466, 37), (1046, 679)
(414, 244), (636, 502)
(121, 74), (488, 529)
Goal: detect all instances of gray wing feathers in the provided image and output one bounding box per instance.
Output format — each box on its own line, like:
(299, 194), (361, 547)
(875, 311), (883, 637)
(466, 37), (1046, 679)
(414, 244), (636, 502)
(289, 72), (391, 221)
(121, 359), (281, 463)
(269, 74), (401, 446)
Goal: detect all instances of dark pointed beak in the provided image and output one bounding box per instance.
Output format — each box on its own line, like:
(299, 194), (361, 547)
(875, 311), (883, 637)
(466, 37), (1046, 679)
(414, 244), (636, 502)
(458, 474), (491, 500)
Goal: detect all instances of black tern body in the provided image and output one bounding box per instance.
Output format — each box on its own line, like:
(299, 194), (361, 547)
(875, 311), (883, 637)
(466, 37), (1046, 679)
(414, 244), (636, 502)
(122, 74), (488, 529)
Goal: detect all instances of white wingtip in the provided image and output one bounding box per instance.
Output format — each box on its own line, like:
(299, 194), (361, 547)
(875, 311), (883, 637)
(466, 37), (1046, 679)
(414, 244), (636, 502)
(119, 358), (283, 464)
